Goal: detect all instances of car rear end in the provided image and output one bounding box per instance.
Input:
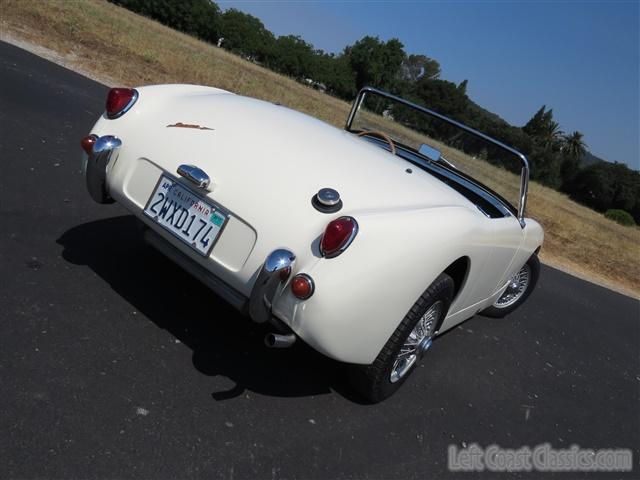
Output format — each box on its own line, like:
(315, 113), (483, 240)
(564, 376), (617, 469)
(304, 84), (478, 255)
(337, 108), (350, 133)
(80, 84), (484, 364)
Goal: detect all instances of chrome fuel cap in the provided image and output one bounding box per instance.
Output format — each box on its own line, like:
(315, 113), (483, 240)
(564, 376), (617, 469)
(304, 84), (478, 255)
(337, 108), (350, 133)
(317, 188), (340, 206)
(312, 188), (342, 213)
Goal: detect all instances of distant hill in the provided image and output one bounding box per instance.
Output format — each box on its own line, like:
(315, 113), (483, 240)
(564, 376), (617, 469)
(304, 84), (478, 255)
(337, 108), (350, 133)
(467, 100), (509, 126)
(581, 151), (606, 167)
(468, 100), (618, 171)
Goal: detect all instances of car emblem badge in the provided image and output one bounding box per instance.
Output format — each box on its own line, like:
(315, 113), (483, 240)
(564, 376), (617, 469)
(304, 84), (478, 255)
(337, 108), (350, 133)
(167, 122), (214, 131)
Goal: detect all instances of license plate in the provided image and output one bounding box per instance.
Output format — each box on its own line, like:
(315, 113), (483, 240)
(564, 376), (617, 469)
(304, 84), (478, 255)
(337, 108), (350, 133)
(143, 175), (228, 256)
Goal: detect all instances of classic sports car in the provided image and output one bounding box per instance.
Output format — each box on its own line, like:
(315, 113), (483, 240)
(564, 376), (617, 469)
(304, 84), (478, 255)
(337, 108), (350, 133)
(81, 85), (543, 401)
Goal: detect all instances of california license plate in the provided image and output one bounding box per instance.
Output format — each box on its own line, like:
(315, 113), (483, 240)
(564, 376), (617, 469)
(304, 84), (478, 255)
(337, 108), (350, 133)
(143, 175), (228, 256)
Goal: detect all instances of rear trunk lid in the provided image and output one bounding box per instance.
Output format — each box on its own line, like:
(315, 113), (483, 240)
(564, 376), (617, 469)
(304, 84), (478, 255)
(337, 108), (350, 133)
(125, 89), (469, 222)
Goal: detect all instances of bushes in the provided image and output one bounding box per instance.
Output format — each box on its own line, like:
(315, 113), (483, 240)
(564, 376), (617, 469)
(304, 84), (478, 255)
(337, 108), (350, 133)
(567, 162), (640, 223)
(110, 0), (221, 43)
(605, 209), (636, 226)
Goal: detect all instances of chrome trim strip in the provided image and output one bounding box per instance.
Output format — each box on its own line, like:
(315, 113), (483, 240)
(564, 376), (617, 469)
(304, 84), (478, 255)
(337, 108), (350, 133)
(249, 249), (296, 324)
(346, 86), (530, 227)
(86, 135), (122, 204)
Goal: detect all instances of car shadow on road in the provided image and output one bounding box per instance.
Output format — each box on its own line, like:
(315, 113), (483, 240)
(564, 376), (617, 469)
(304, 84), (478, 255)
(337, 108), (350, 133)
(57, 215), (362, 403)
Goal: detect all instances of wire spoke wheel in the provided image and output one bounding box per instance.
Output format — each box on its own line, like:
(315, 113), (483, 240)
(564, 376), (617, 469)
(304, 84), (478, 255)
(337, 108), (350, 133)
(390, 300), (443, 383)
(348, 273), (454, 402)
(494, 263), (531, 308)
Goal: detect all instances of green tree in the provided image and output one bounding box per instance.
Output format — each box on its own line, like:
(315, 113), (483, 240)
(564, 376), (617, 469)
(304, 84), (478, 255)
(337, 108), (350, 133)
(267, 35), (315, 78)
(111, 0), (221, 42)
(566, 162), (640, 222)
(314, 53), (356, 98)
(529, 147), (563, 188)
(219, 8), (274, 62)
(457, 79), (468, 95)
(522, 105), (547, 137)
(523, 106), (557, 140)
(522, 106), (566, 186)
(399, 54), (440, 82)
(541, 120), (564, 150)
(562, 131), (587, 160)
(558, 131), (587, 187)
(524, 106), (563, 149)
(345, 36), (406, 91)
(413, 78), (470, 119)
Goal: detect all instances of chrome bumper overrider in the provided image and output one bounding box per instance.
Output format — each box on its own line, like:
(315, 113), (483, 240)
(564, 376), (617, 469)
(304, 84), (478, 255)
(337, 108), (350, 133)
(86, 135), (121, 204)
(248, 249), (296, 323)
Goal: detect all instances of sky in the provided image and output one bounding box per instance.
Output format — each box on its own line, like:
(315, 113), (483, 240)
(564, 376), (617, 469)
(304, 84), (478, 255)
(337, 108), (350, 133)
(218, 1), (639, 169)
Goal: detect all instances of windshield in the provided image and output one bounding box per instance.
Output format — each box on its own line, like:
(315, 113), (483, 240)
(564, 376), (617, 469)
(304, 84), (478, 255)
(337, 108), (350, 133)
(345, 87), (529, 224)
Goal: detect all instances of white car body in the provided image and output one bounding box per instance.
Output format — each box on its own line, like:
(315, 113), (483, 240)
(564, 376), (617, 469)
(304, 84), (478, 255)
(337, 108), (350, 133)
(83, 84), (543, 365)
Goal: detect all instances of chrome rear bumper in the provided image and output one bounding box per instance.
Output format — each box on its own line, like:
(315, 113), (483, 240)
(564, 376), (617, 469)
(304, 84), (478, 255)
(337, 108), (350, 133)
(84, 134), (296, 328)
(143, 226), (248, 311)
(141, 224), (295, 326)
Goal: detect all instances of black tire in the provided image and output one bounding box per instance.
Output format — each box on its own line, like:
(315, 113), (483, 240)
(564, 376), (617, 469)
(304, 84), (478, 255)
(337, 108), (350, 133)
(480, 253), (540, 318)
(348, 273), (454, 403)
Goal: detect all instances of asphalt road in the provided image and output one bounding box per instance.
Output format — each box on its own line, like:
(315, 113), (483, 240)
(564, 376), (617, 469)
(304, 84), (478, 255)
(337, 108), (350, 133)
(1, 41), (638, 479)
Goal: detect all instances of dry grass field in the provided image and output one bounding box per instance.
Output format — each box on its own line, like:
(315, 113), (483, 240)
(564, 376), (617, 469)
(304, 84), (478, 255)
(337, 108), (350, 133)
(2, 0), (638, 298)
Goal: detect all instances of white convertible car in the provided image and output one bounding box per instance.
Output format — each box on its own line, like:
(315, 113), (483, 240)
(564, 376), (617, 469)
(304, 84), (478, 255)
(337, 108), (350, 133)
(81, 85), (543, 401)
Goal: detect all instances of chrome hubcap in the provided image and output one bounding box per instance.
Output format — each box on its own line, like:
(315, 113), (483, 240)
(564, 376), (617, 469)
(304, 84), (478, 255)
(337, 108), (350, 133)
(494, 263), (531, 308)
(390, 301), (443, 383)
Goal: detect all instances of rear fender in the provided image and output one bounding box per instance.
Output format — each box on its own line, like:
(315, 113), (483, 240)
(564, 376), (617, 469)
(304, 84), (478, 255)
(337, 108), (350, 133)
(88, 84), (231, 138)
(272, 205), (492, 364)
(496, 217), (544, 289)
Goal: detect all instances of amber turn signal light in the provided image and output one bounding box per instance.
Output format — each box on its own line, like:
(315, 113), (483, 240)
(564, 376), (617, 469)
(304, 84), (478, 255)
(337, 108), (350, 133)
(81, 134), (97, 154)
(291, 273), (315, 299)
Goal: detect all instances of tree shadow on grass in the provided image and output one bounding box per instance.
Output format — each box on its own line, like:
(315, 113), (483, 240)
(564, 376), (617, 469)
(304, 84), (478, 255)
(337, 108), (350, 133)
(57, 215), (363, 403)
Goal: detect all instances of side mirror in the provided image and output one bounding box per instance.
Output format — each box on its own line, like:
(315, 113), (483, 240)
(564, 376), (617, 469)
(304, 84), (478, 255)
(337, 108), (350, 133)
(418, 143), (441, 161)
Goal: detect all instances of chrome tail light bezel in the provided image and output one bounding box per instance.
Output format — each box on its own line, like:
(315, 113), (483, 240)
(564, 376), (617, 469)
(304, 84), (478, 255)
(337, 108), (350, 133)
(320, 216), (359, 258)
(106, 88), (139, 119)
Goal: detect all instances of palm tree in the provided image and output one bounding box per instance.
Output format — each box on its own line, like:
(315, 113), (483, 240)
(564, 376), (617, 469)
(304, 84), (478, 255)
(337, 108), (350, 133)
(562, 131), (587, 160)
(541, 120), (564, 150)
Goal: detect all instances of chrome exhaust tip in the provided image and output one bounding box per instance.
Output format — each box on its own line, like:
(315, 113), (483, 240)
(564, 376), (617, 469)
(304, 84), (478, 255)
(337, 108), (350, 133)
(264, 332), (296, 348)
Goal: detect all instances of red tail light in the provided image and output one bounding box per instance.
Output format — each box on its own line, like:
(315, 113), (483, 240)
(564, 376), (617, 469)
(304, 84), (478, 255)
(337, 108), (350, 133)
(106, 88), (138, 119)
(320, 216), (358, 258)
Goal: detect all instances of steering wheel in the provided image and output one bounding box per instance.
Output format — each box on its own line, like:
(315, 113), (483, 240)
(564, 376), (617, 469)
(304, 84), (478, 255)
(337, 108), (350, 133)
(357, 130), (397, 155)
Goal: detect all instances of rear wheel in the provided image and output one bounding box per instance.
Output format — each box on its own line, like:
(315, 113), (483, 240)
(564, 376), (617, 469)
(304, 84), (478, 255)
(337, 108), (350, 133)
(480, 253), (540, 318)
(348, 273), (454, 403)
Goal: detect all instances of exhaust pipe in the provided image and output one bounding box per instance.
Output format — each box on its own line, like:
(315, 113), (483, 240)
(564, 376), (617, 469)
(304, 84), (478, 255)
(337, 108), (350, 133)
(264, 332), (296, 348)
